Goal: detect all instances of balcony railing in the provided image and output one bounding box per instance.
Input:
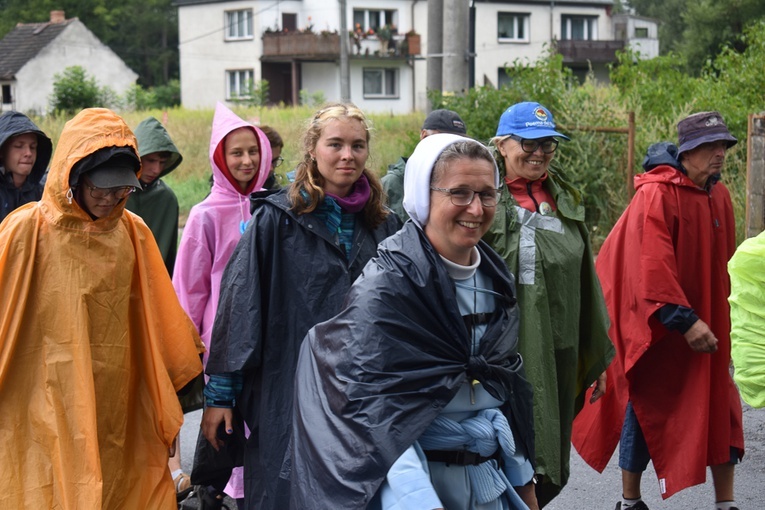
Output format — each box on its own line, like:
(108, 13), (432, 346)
(555, 39), (626, 64)
(262, 31), (417, 60)
(262, 32), (340, 59)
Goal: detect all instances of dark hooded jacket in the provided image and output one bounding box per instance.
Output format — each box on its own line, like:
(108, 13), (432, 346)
(0, 111), (52, 223)
(287, 222), (534, 509)
(207, 188), (401, 509)
(125, 117), (182, 275)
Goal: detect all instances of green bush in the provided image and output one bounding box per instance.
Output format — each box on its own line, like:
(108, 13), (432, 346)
(50, 66), (103, 114)
(239, 79), (270, 107)
(299, 89), (327, 108)
(153, 80), (181, 108)
(125, 80), (181, 111)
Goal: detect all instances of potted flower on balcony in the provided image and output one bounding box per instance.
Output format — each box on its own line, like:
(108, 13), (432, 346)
(377, 24), (392, 54)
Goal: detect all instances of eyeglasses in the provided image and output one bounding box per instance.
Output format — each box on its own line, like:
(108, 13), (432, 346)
(508, 135), (559, 154)
(271, 156), (284, 168)
(430, 187), (501, 207)
(81, 180), (135, 200)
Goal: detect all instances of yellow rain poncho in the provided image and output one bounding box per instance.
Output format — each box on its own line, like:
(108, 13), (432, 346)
(729, 230), (765, 408)
(0, 108), (204, 509)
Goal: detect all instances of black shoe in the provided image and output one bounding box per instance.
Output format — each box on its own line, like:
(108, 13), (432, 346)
(615, 501), (650, 510)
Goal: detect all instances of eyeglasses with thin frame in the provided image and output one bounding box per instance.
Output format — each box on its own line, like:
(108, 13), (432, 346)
(81, 178), (135, 200)
(271, 156), (284, 168)
(508, 135), (559, 154)
(430, 186), (502, 207)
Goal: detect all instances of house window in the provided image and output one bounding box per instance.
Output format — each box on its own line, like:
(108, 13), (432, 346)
(226, 9), (253, 40)
(498, 68), (512, 89)
(363, 68), (398, 99)
(634, 27), (649, 38)
(227, 69), (254, 99)
(353, 9), (397, 34)
(498, 13), (529, 42)
(1, 84), (11, 104)
(561, 15), (598, 40)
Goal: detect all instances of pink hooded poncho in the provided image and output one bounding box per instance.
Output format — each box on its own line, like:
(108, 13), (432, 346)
(173, 103), (271, 362)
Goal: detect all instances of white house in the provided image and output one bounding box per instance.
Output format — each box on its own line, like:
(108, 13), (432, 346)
(0, 11), (138, 115)
(176, 0), (658, 113)
(177, 0), (422, 113)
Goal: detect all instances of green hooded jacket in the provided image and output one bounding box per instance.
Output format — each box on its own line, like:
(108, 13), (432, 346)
(483, 168), (613, 506)
(126, 117), (182, 276)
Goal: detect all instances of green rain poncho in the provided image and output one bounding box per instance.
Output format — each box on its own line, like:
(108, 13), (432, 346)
(728, 230), (765, 408)
(483, 168), (613, 506)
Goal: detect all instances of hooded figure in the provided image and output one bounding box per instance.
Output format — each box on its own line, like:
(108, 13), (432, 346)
(126, 117), (183, 275)
(0, 108), (204, 508)
(0, 111), (53, 222)
(174, 102), (271, 367)
(572, 112), (744, 505)
(173, 103), (271, 499)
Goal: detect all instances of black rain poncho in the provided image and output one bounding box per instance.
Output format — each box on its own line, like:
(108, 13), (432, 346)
(287, 221), (534, 509)
(207, 189), (401, 509)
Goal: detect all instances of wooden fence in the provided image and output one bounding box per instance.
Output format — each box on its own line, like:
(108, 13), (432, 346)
(746, 113), (765, 238)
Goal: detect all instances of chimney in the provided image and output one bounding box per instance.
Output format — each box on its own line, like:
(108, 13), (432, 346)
(50, 11), (66, 24)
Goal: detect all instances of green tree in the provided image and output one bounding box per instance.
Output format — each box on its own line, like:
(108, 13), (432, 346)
(628, 0), (765, 74)
(50, 66), (102, 114)
(679, 0), (765, 72)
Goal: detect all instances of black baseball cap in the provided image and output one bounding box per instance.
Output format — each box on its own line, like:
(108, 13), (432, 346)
(421, 109), (467, 135)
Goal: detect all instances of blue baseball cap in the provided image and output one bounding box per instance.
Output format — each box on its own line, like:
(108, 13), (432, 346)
(495, 102), (570, 140)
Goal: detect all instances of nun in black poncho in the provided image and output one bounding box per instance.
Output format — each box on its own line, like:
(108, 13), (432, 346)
(287, 134), (539, 510)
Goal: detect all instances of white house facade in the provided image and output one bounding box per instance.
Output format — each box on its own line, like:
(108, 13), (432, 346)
(176, 0), (658, 113)
(0, 11), (138, 114)
(178, 0), (423, 113)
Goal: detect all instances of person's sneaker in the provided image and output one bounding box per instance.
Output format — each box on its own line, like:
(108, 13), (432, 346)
(615, 501), (650, 510)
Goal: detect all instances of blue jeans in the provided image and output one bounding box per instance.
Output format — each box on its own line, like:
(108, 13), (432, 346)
(619, 402), (651, 472)
(618, 401), (740, 472)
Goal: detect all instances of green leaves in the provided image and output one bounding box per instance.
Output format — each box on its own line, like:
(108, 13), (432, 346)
(50, 66), (104, 114)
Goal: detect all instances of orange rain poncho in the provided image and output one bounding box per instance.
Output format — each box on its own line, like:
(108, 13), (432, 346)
(0, 108), (204, 509)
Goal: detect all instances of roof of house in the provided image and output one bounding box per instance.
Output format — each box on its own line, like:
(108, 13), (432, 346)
(0, 19), (75, 80)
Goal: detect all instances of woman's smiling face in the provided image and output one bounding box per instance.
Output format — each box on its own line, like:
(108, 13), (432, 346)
(225, 127), (260, 192)
(311, 117), (368, 197)
(425, 157), (497, 265)
(498, 135), (555, 181)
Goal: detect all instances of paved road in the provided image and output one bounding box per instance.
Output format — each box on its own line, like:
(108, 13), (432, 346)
(180, 403), (765, 509)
